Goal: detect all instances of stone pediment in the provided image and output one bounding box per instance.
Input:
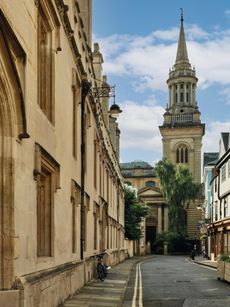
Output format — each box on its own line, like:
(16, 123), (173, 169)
(138, 186), (163, 197)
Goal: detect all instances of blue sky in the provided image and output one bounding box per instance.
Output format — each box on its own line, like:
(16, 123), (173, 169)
(93, 1), (230, 165)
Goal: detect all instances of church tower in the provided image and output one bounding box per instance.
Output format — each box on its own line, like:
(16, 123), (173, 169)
(159, 12), (205, 239)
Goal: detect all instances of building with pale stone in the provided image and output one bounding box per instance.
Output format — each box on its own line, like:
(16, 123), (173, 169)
(159, 13), (205, 243)
(0, 1), (124, 306)
(121, 162), (168, 254)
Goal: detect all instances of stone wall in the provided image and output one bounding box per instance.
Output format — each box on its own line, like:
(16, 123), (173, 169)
(12, 249), (125, 307)
(0, 291), (19, 307)
(0, 1), (125, 306)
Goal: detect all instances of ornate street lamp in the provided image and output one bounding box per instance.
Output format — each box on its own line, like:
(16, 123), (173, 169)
(92, 84), (122, 118)
(109, 103), (122, 119)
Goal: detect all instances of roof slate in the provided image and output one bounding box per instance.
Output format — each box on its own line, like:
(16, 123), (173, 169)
(120, 161), (153, 169)
(120, 161), (155, 177)
(203, 152), (219, 167)
(221, 132), (229, 151)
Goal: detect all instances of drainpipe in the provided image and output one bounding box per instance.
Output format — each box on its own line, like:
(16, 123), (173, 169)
(80, 77), (91, 260)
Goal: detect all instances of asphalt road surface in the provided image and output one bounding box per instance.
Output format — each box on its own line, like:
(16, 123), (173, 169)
(122, 255), (230, 307)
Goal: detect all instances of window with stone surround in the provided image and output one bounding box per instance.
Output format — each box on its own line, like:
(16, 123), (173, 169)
(83, 194), (90, 252)
(145, 181), (155, 188)
(94, 137), (99, 189)
(72, 68), (80, 159)
(71, 180), (81, 253)
(106, 170), (109, 202)
(37, 0), (60, 123)
(93, 202), (99, 250)
(34, 144), (60, 257)
(176, 145), (188, 164)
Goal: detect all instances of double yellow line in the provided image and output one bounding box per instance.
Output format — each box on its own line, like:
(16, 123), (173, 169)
(132, 262), (143, 307)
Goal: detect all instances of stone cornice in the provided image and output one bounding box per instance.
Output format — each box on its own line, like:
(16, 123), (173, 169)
(55, 0), (84, 75)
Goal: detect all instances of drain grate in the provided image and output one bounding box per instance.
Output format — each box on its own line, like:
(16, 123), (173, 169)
(176, 280), (191, 283)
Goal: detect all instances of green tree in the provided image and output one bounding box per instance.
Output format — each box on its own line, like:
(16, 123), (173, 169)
(155, 158), (199, 234)
(155, 231), (189, 253)
(124, 186), (149, 240)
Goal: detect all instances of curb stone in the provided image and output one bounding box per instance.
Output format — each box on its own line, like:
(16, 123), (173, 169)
(118, 256), (155, 307)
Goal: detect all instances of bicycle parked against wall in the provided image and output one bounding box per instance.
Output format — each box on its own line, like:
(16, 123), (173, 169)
(96, 257), (111, 281)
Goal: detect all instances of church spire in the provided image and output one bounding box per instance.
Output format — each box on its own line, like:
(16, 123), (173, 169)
(164, 11), (200, 124)
(175, 9), (190, 68)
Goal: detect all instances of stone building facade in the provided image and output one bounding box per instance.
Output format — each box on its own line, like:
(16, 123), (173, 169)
(159, 13), (205, 241)
(121, 162), (167, 254)
(0, 1), (124, 306)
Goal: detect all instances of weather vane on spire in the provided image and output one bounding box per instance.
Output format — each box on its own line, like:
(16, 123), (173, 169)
(180, 8), (184, 23)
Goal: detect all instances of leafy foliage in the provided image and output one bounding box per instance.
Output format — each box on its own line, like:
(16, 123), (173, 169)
(124, 186), (149, 240)
(155, 231), (190, 253)
(155, 158), (200, 234)
(220, 254), (230, 262)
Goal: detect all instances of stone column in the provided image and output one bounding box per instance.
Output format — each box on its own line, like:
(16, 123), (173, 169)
(177, 85), (180, 104)
(171, 86), (174, 107)
(157, 204), (162, 234)
(183, 83), (186, 104)
(163, 205), (169, 255)
(169, 86), (172, 107)
(164, 206), (169, 231)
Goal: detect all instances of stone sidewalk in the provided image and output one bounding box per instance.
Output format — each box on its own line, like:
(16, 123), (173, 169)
(62, 255), (217, 307)
(62, 256), (148, 307)
(193, 255), (218, 269)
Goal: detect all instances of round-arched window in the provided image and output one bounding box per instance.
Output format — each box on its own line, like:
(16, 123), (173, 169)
(176, 145), (188, 163)
(145, 181), (155, 187)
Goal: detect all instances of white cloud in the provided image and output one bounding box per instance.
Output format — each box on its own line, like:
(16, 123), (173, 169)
(152, 28), (178, 41)
(220, 87), (230, 105)
(186, 24), (209, 40)
(94, 24), (230, 91)
(203, 121), (230, 153)
(118, 100), (165, 152)
(117, 102), (230, 161)
(94, 23), (230, 162)
(118, 101), (230, 160)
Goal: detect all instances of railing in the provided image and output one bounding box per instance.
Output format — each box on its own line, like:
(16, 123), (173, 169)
(171, 114), (193, 123)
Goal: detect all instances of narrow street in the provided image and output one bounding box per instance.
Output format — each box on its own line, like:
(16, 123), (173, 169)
(122, 256), (230, 307)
